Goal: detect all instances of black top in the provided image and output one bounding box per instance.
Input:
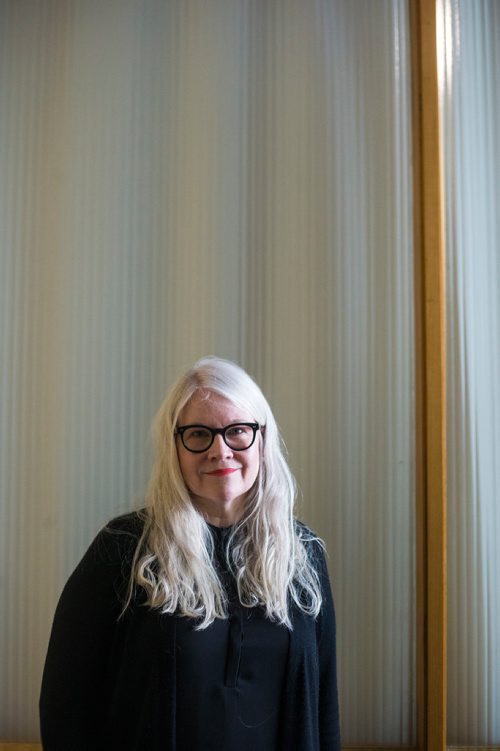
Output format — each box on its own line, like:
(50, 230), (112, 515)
(175, 525), (289, 750)
(40, 512), (341, 751)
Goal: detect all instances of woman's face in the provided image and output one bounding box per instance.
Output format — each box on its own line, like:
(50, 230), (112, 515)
(176, 391), (261, 526)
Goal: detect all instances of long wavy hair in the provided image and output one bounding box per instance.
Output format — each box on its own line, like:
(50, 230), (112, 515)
(128, 356), (322, 629)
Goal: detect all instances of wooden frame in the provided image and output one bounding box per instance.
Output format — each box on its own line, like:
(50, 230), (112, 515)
(410, 1), (447, 750)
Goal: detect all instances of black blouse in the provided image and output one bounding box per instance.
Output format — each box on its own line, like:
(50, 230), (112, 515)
(40, 512), (341, 751)
(175, 525), (290, 751)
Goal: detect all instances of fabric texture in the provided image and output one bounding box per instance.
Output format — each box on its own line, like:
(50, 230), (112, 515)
(39, 512), (340, 750)
(175, 524), (289, 750)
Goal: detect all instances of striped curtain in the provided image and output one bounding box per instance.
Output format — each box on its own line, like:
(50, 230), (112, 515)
(0, 0), (414, 742)
(439, 0), (500, 743)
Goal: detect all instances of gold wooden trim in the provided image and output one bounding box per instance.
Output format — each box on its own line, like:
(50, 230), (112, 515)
(0, 745), (42, 750)
(410, 1), (447, 751)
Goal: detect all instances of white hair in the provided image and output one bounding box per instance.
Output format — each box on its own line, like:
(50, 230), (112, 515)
(127, 356), (322, 629)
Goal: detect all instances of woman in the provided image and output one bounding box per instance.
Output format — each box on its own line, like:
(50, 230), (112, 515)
(40, 356), (340, 750)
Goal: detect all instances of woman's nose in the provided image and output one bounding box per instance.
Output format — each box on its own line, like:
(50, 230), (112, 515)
(208, 433), (233, 458)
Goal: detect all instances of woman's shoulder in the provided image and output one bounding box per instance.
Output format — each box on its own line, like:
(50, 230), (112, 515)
(294, 517), (316, 536)
(294, 518), (326, 560)
(87, 509), (147, 566)
(294, 518), (322, 545)
(105, 508), (147, 536)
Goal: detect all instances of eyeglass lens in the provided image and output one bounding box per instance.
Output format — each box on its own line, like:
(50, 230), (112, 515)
(181, 424), (256, 452)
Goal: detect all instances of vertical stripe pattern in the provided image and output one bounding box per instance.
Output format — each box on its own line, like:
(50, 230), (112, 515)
(0, 0), (414, 742)
(439, 0), (500, 743)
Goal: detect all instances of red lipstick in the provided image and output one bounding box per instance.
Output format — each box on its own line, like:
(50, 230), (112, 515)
(207, 469), (238, 476)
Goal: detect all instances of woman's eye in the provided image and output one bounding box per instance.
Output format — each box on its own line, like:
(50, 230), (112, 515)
(226, 426), (246, 437)
(189, 429), (210, 439)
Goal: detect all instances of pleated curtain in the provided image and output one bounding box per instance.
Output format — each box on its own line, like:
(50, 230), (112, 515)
(439, 0), (500, 743)
(0, 0), (415, 742)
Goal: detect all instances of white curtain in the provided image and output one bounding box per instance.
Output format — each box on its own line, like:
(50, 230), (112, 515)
(439, 0), (500, 743)
(0, 0), (414, 742)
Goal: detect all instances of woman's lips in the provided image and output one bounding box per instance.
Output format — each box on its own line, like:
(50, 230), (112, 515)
(206, 468), (238, 476)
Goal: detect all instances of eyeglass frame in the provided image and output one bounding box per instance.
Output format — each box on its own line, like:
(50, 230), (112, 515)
(174, 422), (262, 453)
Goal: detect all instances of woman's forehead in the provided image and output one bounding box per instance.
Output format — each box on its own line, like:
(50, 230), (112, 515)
(179, 390), (255, 425)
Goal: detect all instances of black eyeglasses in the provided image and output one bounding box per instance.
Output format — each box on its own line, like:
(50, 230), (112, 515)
(175, 422), (261, 453)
